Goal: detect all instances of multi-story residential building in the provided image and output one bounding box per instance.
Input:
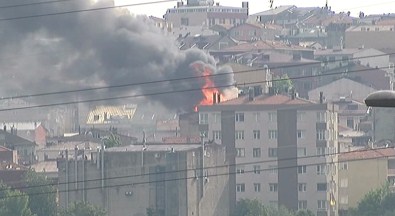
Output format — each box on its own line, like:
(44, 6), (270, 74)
(164, 1), (248, 28)
(57, 142), (232, 216)
(198, 92), (339, 216)
(345, 25), (395, 50)
(338, 148), (395, 216)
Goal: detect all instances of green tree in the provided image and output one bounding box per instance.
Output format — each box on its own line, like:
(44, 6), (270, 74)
(24, 170), (57, 216)
(59, 202), (106, 216)
(0, 183), (34, 216)
(272, 74), (293, 94)
(265, 205), (294, 216)
(103, 132), (121, 148)
(235, 199), (266, 216)
(296, 209), (315, 216)
(349, 183), (395, 216)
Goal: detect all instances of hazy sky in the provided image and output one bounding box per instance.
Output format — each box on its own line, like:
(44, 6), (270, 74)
(116, 0), (395, 17)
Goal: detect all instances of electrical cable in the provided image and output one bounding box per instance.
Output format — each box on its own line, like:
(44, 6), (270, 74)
(0, 52), (391, 101)
(0, 64), (390, 112)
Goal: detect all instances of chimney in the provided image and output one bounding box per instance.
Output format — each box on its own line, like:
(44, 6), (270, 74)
(177, 1), (184, 8)
(242, 2), (249, 15)
(3, 125), (5, 132)
(212, 92), (217, 104)
(216, 2), (220, 6)
(248, 87), (254, 101)
(291, 89), (296, 100)
(319, 91), (324, 104)
(217, 93), (221, 103)
(268, 87), (275, 95)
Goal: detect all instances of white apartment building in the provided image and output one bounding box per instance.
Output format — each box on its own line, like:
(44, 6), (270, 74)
(198, 93), (339, 216)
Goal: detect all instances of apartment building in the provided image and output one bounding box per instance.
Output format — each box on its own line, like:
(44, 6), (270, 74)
(164, 1), (248, 28)
(198, 93), (339, 216)
(57, 142), (231, 216)
(338, 148), (395, 216)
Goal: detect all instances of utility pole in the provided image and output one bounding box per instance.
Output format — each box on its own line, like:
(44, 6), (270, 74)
(385, 63), (395, 90)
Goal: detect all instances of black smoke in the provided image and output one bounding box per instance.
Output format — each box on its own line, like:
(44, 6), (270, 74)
(0, 0), (234, 112)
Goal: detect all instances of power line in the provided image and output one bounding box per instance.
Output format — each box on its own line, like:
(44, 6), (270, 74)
(0, 0), (177, 22)
(3, 147), (393, 199)
(0, 64), (390, 112)
(0, 0), (72, 9)
(1, 52), (391, 101)
(7, 146), (388, 193)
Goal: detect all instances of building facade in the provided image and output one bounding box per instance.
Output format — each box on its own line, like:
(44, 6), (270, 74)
(338, 148), (395, 216)
(57, 143), (231, 216)
(198, 94), (339, 216)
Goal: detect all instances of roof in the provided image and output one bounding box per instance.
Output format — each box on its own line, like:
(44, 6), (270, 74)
(86, 104), (136, 124)
(314, 48), (365, 56)
(309, 77), (377, 92)
(251, 5), (295, 16)
(106, 144), (201, 152)
(339, 148), (395, 161)
(304, 13), (355, 26)
(39, 141), (101, 151)
(224, 40), (309, 52)
(213, 94), (314, 106)
(31, 161), (58, 173)
(346, 25), (395, 32)
(0, 130), (36, 147)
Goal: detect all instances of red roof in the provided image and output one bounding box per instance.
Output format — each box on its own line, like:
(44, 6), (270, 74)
(215, 94), (313, 106)
(339, 148), (395, 161)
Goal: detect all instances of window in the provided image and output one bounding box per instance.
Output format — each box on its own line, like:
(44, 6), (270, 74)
(340, 162), (348, 170)
(317, 200), (327, 210)
(269, 165), (278, 174)
(235, 130), (245, 140)
(317, 164), (326, 175)
(235, 113), (245, 122)
(317, 112), (326, 122)
(268, 148), (277, 157)
(347, 117), (354, 129)
(253, 148), (261, 158)
(253, 112), (260, 122)
(254, 183), (261, 192)
(297, 148), (307, 157)
(268, 112), (277, 122)
(269, 183), (278, 192)
(317, 183), (327, 191)
(199, 113), (208, 124)
(297, 112), (305, 121)
(316, 130), (326, 140)
(298, 165), (307, 174)
(340, 178), (348, 188)
(213, 113), (221, 123)
(298, 200), (307, 210)
(317, 147), (326, 156)
(298, 183), (307, 192)
(213, 130), (222, 140)
(181, 17), (189, 26)
(268, 130), (278, 139)
(297, 130), (304, 139)
(236, 184), (245, 192)
(93, 115), (100, 121)
(236, 148), (245, 157)
(253, 165), (261, 174)
(253, 130), (261, 139)
(236, 166), (245, 174)
(340, 195), (348, 204)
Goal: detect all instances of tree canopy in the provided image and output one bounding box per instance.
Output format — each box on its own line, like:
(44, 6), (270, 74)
(58, 202), (106, 216)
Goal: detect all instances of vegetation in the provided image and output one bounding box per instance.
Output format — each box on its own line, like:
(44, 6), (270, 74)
(103, 132), (121, 148)
(272, 74), (294, 94)
(348, 183), (395, 216)
(235, 199), (314, 216)
(58, 202), (106, 216)
(0, 183), (34, 216)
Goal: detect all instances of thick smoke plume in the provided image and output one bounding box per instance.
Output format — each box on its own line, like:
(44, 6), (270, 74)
(0, 0), (234, 112)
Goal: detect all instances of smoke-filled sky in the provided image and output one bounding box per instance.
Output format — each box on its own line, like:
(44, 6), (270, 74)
(0, 0), (234, 112)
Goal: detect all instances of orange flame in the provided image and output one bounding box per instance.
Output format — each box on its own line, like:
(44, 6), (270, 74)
(193, 65), (225, 112)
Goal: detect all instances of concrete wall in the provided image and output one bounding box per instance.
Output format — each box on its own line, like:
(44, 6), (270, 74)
(345, 31), (395, 50)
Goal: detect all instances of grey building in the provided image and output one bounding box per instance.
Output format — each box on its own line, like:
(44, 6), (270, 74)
(198, 93), (339, 216)
(57, 143), (231, 216)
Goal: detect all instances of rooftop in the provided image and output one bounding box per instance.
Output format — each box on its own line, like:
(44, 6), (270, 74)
(223, 40), (309, 52)
(106, 144), (201, 152)
(211, 94), (314, 106)
(339, 148), (395, 161)
(251, 5), (296, 17)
